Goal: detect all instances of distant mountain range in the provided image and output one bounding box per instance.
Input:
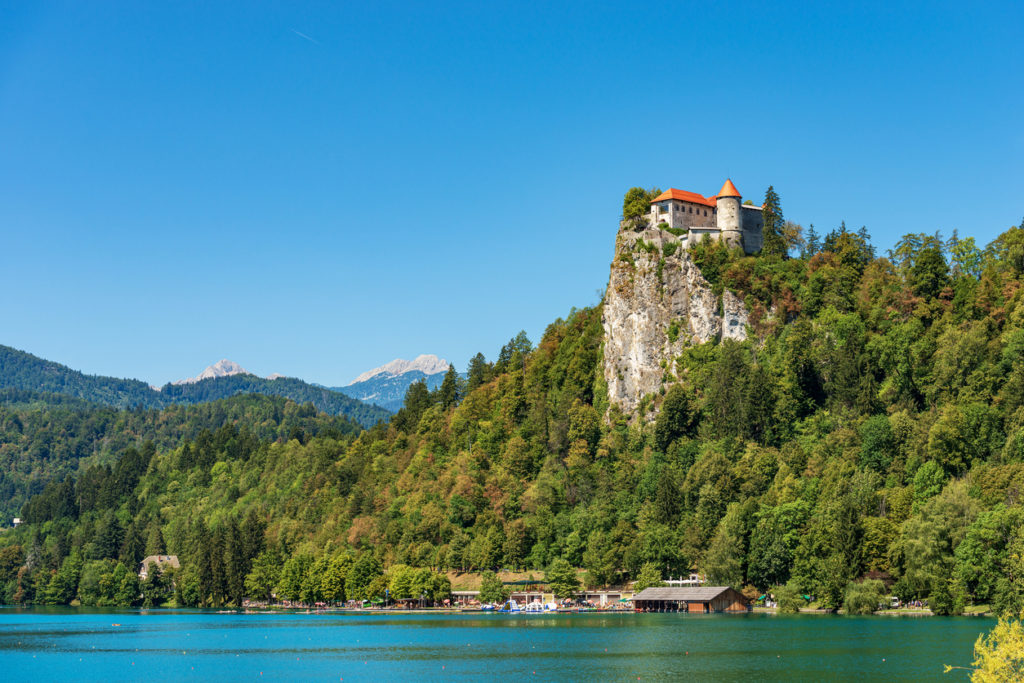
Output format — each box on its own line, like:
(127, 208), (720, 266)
(335, 371), (448, 412)
(348, 354), (451, 385)
(0, 345), (390, 427)
(332, 354), (453, 412)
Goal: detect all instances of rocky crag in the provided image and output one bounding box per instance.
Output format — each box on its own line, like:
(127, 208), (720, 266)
(602, 227), (748, 417)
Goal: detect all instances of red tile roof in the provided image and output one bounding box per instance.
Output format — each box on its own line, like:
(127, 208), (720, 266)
(717, 178), (741, 198)
(650, 188), (717, 208)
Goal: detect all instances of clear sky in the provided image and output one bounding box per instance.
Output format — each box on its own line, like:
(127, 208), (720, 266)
(1, 1), (1021, 387)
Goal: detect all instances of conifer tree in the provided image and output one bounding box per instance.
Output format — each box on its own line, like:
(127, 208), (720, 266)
(192, 519), (213, 604)
(144, 524), (165, 556)
(804, 223), (820, 258)
(392, 380), (432, 433)
(761, 185), (787, 258)
(241, 508), (265, 562)
(225, 517), (246, 606)
(466, 353), (491, 391)
(437, 365), (461, 410)
(119, 521), (145, 566)
(653, 385), (694, 452)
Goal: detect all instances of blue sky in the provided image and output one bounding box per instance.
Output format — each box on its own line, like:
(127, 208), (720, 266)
(1, 1), (1021, 386)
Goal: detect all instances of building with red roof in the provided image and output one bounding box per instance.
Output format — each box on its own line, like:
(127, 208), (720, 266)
(643, 179), (763, 254)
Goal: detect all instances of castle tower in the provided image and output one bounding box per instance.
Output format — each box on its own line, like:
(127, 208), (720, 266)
(716, 179), (743, 249)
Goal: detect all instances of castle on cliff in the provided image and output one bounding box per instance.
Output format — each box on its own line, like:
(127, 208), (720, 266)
(645, 179), (764, 255)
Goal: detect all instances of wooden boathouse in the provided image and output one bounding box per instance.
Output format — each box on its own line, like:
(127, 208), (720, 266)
(631, 586), (750, 613)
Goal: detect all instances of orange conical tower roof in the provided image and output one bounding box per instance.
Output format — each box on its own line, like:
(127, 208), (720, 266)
(717, 178), (741, 198)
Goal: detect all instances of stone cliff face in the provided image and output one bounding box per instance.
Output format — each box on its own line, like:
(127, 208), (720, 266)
(602, 228), (748, 417)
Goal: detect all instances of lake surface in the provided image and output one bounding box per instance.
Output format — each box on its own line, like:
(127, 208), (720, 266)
(0, 608), (992, 681)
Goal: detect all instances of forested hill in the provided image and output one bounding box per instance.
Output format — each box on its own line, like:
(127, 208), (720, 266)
(4, 217), (1024, 619)
(0, 345), (158, 408)
(0, 345), (390, 427)
(158, 375), (391, 427)
(0, 391), (361, 522)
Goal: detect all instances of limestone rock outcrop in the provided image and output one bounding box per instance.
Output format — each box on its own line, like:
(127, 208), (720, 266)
(602, 228), (748, 417)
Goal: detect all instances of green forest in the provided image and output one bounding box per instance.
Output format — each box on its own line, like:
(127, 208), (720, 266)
(3, 197), (1024, 617)
(0, 390), (362, 522)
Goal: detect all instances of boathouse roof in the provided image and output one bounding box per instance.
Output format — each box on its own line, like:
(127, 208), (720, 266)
(631, 586), (734, 601)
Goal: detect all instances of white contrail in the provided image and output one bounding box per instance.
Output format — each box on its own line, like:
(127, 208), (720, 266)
(290, 29), (320, 45)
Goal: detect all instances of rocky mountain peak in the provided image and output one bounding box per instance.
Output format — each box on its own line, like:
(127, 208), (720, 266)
(173, 359), (251, 385)
(348, 354), (450, 385)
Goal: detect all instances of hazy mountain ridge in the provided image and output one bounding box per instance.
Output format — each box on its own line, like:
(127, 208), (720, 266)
(0, 345), (389, 427)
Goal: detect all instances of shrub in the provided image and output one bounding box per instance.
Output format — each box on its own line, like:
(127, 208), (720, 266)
(776, 579), (806, 614)
(667, 320), (680, 344)
(843, 579), (886, 615)
(636, 239), (657, 254)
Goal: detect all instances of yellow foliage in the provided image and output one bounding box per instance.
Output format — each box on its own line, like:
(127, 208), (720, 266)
(947, 615), (1024, 682)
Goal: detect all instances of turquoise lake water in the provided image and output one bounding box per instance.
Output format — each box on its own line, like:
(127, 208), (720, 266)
(0, 608), (993, 681)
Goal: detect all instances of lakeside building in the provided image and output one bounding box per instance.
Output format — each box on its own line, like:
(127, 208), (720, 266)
(577, 589), (633, 606)
(664, 573), (704, 587)
(643, 179), (764, 255)
(451, 588), (636, 607)
(451, 590), (480, 606)
(138, 554), (180, 580)
(631, 586), (750, 613)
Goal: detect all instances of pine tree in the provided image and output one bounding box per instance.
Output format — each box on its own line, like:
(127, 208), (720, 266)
(392, 381), (433, 433)
(119, 521), (145, 566)
(241, 508), (265, 564)
(437, 365), (461, 410)
(95, 512), (123, 560)
(466, 353), (491, 391)
(804, 223), (820, 258)
(144, 524), (165, 556)
(192, 519), (213, 605)
(857, 226), (876, 258)
(224, 517), (246, 606)
(653, 385), (694, 452)
(761, 185), (787, 258)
